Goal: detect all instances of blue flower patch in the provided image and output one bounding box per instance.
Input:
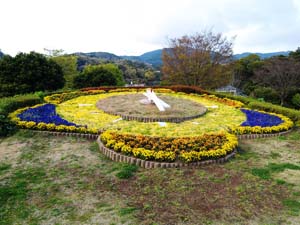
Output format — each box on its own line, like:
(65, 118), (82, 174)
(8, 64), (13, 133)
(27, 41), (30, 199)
(241, 109), (283, 127)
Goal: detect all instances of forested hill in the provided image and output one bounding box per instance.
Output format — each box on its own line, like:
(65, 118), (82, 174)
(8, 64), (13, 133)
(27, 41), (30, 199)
(233, 51), (290, 60)
(74, 49), (290, 68)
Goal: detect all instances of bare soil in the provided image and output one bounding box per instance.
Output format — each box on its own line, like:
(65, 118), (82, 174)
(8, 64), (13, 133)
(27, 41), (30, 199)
(96, 93), (207, 120)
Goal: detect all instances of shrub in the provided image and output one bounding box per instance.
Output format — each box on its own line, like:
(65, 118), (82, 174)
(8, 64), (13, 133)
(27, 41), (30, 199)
(251, 87), (280, 104)
(0, 94), (42, 116)
(73, 65), (122, 88)
(0, 115), (17, 137)
(292, 93), (300, 109)
(0, 52), (64, 97)
(247, 101), (300, 125)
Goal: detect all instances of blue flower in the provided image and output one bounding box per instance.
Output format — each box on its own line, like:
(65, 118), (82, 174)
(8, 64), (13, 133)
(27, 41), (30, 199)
(18, 104), (78, 126)
(240, 109), (283, 127)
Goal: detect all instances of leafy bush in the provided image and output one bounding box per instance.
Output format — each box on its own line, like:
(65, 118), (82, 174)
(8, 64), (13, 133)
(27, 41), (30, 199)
(0, 94), (42, 116)
(212, 91), (300, 126)
(251, 87), (280, 104)
(73, 64), (124, 88)
(0, 115), (16, 137)
(247, 101), (300, 125)
(116, 164), (138, 179)
(0, 52), (65, 97)
(292, 93), (300, 109)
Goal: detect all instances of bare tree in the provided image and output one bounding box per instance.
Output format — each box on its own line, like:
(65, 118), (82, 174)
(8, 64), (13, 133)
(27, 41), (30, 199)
(254, 57), (300, 105)
(162, 30), (234, 89)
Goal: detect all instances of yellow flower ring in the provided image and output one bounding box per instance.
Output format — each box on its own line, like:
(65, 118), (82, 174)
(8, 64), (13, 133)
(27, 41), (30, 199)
(56, 91), (246, 137)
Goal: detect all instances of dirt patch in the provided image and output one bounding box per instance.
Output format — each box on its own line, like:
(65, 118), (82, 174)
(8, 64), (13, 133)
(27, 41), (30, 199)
(96, 93), (207, 121)
(239, 138), (300, 166)
(117, 165), (287, 224)
(274, 169), (300, 185)
(0, 140), (26, 165)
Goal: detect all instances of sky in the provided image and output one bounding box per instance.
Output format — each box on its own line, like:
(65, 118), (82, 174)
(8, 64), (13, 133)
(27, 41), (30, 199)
(1, 0), (300, 56)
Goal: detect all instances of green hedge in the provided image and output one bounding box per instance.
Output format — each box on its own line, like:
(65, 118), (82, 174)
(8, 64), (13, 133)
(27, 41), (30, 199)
(247, 101), (300, 125)
(0, 94), (43, 116)
(211, 91), (300, 126)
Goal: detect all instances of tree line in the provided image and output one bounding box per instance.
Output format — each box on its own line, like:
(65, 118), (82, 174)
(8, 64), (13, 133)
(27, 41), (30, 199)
(161, 31), (300, 108)
(0, 51), (160, 97)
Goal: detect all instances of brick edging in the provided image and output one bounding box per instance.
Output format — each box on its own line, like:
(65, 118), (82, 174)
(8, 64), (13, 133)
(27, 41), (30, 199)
(96, 137), (236, 168)
(27, 130), (99, 140)
(100, 109), (207, 123)
(237, 129), (293, 140)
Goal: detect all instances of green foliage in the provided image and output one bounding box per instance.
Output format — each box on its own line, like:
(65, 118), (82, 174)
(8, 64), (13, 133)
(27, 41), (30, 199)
(247, 101), (300, 125)
(292, 93), (300, 109)
(118, 207), (137, 216)
(252, 163), (300, 180)
(289, 47), (300, 60)
(52, 55), (79, 89)
(115, 164), (138, 179)
(0, 167), (46, 224)
(0, 52), (65, 97)
(100, 63), (125, 86)
(73, 64), (124, 88)
(251, 87), (280, 104)
(0, 94), (42, 116)
(0, 114), (17, 137)
(0, 94), (41, 137)
(232, 54), (264, 94)
(213, 91), (300, 125)
(282, 199), (300, 214)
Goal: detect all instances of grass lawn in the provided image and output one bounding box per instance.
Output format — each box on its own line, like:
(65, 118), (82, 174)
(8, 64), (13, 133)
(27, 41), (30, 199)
(1, 129), (300, 224)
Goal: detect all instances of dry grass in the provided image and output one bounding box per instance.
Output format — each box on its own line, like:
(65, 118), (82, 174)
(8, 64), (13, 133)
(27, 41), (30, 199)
(96, 93), (207, 119)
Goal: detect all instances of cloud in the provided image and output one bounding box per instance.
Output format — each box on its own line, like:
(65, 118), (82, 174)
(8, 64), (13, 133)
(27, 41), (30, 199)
(0, 0), (299, 55)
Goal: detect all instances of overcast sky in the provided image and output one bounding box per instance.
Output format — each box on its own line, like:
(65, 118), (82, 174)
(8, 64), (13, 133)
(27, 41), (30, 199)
(1, 0), (300, 56)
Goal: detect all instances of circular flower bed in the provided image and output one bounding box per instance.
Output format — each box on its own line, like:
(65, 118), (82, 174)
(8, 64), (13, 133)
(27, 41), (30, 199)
(96, 93), (207, 122)
(9, 88), (294, 166)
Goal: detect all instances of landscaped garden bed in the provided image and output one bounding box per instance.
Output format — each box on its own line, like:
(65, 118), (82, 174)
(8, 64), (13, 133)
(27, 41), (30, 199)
(8, 87), (294, 166)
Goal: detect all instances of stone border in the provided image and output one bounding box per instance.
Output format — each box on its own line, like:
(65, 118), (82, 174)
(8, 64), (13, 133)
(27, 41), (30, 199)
(96, 94), (207, 123)
(237, 129), (293, 140)
(28, 130), (99, 140)
(96, 137), (236, 168)
(101, 109), (207, 123)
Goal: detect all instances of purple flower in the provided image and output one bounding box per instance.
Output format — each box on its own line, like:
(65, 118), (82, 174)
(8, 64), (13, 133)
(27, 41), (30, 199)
(240, 109), (283, 127)
(18, 104), (78, 126)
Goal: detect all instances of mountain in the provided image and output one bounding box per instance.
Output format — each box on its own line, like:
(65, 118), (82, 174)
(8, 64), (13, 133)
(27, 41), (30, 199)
(74, 52), (121, 61)
(72, 50), (292, 68)
(122, 49), (163, 67)
(233, 51), (290, 60)
(0, 50), (4, 58)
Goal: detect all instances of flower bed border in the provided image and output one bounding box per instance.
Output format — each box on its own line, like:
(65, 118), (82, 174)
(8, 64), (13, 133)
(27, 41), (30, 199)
(28, 130), (98, 140)
(237, 128), (293, 139)
(100, 109), (207, 123)
(97, 136), (236, 168)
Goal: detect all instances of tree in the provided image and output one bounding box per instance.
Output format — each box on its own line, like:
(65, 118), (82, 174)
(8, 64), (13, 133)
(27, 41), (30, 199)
(98, 63), (125, 86)
(232, 54), (263, 94)
(292, 93), (300, 109)
(254, 57), (300, 105)
(52, 55), (78, 89)
(73, 64), (120, 88)
(162, 31), (234, 89)
(289, 47), (300, 60)
(0, 52), (64, 97)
